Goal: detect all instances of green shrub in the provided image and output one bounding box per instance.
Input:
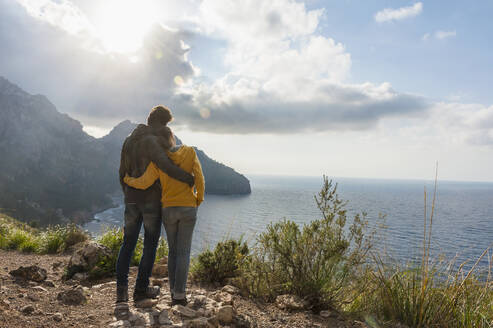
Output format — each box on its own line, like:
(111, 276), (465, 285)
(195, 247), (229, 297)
(240, 176), (375, 308)
(155, 238), (169, 263)
(0, 233), (7, 249)
(191, 238), (249, 284)
(7, 228), (32, 250)
(0, 224), (10, 249)
(39, 226), (66, 254)
(19, 236), (40, 253)
(92, 227), (145, 278)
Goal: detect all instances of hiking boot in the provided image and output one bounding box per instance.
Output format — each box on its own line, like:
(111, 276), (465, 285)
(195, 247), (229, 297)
(116, 286), (128, 303)
(114, 302), (130, 320)
(171, 297), (188, 306)
(133, 286), (160, 302)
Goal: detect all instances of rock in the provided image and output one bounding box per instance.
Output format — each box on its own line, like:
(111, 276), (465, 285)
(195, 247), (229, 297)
(234, 314), (254, 328)
(184, 317), (211, 328)
(207, 316), (219, 327)
(320, 310), (336, 318)
(53, 312), (63, 322)
(42, 280), (55, 288)
(195, 289), (207, 295)
(128, 311), (146, 326)
(192, 295), (208, 308)
(156, 303), (170, 311)
(216, 305), (234, 324)
(57, 286), (87, 305)
(173, 304), (198, 318)
(28, 293), (40, 302)
(134, 298), (157, 308)
(221, 285), (240, 295)
(213, 292), (233, 305)
(20, 305), (35, 315)
(151, 278), (166, 287)
(66, 242), (111, 278)
(144, 312), (155, 325)
(9, 265), (47, 282)
(73, 272), (88, 281)
(109, 320), (131, 327)
(32, 286), (48, 293)
(159, 309), (172, 325)
(152, 264), (168, 278)
(52, 261), (64, 271)
(0, 299), (10, 309)
(275, 294), (306, 311)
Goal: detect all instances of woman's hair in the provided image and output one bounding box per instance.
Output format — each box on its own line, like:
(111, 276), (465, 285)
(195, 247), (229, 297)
(147, 105), (173, 126)
(153, 126), (175, 148)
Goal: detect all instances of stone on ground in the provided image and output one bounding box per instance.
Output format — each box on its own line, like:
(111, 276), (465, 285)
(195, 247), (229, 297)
(173, 304), (198, 318)
(57, 286), (87, 305)
(9, 265), (47, 282)
(20, 304), (35, 315)
(275, 294), (306, 311)
(109, 320), (131, 327)
(53, 312), (63, 322)
(216, 305), (235, 324)
(134, 298), (158, 308)
(152, 264), (168, 278)
(221, 285), (240, 295)
(66, 241), (110, 278)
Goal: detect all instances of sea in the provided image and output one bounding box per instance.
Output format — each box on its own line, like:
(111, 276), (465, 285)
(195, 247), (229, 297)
(83, 175), (493, 271)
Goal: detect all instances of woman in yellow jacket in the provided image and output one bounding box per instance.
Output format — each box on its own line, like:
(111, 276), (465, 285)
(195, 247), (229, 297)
(124, 128), (204, 305)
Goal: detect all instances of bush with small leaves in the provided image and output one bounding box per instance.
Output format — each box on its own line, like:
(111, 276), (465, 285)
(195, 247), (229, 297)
(191, 238), (249, 284)
(240, 176), (375, 309)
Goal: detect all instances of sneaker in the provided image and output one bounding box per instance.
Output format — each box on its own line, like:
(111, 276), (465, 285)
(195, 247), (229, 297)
(133, 286), (160, 302)
(171, 297), (188, 306)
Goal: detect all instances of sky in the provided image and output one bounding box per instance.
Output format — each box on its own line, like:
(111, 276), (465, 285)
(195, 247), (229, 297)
(1, 0), (492, 181)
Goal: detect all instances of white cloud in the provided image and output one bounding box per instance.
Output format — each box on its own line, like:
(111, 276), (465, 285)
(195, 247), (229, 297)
(423, 30), (457, 41)
(166, 0), (427, 134)
(375, 2), (423, 23)
(435, 30), (456, 39)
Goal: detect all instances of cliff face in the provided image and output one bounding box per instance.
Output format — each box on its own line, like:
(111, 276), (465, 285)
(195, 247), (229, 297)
(0, 77), (250, 225)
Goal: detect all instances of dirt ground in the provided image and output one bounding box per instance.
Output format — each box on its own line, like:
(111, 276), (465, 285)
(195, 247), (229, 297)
(0, 250), (368, 328)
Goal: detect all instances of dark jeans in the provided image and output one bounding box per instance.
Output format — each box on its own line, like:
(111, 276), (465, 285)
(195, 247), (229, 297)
(162, 206), (197, 299)
(116, 202), (161, 290)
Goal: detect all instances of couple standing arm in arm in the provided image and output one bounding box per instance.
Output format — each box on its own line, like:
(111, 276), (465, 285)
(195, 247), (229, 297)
(124, 130), (205, 304)
(116, 105), (204, 310)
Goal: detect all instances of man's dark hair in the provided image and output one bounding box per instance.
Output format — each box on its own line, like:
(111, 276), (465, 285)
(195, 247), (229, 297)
(147, 105), (173, 126)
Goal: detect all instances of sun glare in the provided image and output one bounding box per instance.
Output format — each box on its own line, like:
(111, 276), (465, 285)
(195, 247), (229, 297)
(94, 0), (158, 53)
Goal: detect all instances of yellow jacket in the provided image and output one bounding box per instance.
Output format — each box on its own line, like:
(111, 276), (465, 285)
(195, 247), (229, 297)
(124, 145), (205, 208)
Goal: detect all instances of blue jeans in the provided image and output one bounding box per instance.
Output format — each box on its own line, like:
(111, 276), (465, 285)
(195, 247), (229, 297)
(162, 206), (197, 299)
(116, 202), (161, 290)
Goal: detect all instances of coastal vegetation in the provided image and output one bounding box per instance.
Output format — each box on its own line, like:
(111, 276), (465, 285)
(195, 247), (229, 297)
(0, 176), (491, 327)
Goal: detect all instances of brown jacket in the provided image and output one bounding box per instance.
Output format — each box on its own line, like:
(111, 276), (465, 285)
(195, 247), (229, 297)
(118, 124), (193, 204)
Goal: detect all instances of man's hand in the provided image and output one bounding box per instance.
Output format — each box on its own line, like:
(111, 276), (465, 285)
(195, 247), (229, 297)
(186, 174), (195, 187)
